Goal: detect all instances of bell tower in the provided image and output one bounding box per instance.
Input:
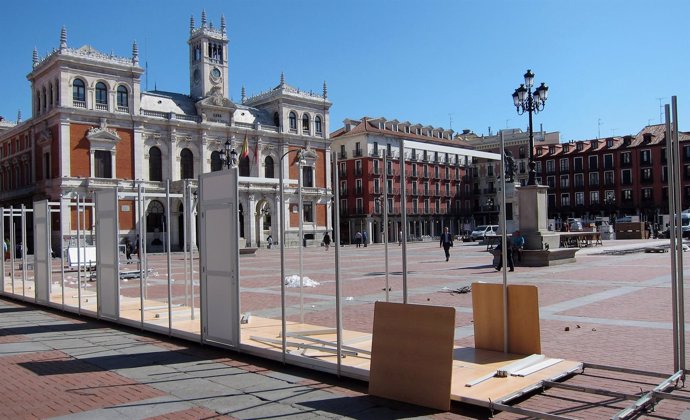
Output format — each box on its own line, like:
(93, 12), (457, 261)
(188, 11), (229, 100)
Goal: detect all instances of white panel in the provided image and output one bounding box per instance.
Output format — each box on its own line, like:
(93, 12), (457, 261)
(199, 170), (240, 347)
(33, 201), (50, 303)
(95, 189), (119, 321)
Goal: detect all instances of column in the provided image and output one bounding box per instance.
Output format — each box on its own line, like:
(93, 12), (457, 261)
(247, 194), (256, 247)
(132, 126), (144, 179)
(59, 121), (71, 177)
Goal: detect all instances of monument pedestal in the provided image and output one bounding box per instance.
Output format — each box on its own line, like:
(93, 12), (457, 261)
(518, 184), (577, 266)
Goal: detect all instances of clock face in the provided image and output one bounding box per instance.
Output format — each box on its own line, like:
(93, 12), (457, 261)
(211, 68), (221, 79)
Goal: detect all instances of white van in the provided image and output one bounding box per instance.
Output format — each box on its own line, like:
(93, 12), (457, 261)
(470, 225), (498, 241)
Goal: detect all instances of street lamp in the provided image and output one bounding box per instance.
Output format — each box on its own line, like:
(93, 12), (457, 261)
(218, 138), (237, 169)
(512, 69), (549, 186)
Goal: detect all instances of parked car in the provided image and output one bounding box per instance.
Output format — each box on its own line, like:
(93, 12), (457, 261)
(470, 225), (498, 241)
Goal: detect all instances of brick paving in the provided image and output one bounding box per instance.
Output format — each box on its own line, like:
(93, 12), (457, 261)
(1, 238), (690, 418)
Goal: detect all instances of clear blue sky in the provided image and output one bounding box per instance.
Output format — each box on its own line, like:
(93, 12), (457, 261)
(1, 0), (688, 141)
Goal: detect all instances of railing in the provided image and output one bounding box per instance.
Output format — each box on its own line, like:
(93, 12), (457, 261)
(96, 103), (108, 111)
(370, 150), (380, 157)
(117, 106), (129, 113)
(338, 151), (347, 159)
(354, 149), (363, 157)
(73, 100), (86, 109)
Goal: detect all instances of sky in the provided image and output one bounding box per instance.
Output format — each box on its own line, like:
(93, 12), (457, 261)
(0, 0), (688, 141)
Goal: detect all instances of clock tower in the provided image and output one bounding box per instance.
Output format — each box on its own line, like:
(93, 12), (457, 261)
(188, 11), (229, 100)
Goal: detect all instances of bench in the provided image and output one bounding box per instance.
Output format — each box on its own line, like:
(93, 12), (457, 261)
(67, 246), (97, 270)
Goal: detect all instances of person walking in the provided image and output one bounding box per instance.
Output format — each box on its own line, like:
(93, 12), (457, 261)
(511, 230), (524, 262)
(323, 232), (331, 251)
(362, 230), (368, 247)
(398, 230), (403, 246)
(354, 231), (362, 248)
(494, 240), (514, 272)
(439, 227), (454, 262)
(266, 234), (273, 249)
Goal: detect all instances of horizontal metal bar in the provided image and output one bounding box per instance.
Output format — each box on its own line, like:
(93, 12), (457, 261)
(652, 390), (690, 403)
(250, 335), (358, 357)
(489, 401), (577, 420)
(613, 370), (683, 420)
(582, 362), (671, 379)
(542, 380), (640, 401)
(291, 334), (371, 355)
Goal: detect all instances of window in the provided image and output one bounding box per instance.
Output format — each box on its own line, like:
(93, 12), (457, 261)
(561, 193), (570, 206)
(621, 152), (632, 165)
(289, 112), (297, 130)
(387, 179), (393, 194)
(117, 85), (128, 109)
(239, 155), (250, 176)
(411, 163), (417, 176)
(95, 82), (108, 106)
(575, 192), (584, 206)
(340, 180), (346, 194)
(559, 158), (569, 172)
(356, 198), (363, 214)
(302, 166), (314, 187)
(574, 173), (584, 188)
(621, 169), (632, 185)
(604, 154), (613, 169)
(94, 150), (112, 178)
(149, 146), (162, 181)
(487, 165), (494, 176)
(210, 151), (222, 172)
(180, 148), (193, 179)
(574, 157), (583, 172)
(642, 188), (653, 201)
(604, 171), (614, 186)
(264, 156), (274, 178)
(641, 168), (653, 182)
(588, 155), (598, 170)
(590, 191), (599, 205)
(640, 149), (651, 165)
(374, 178), (380, 194)
(355, 160), (362, 176)
(547, 176), (555, 188)
(622, 189), (633, 201)
(72, 78), (85, 103)
(589, 172), (599, 186)
(303, 202), (313, 222)
(373, 142), (379, 156)
(273, 112), (280, 127)
(146, 200), (165, 233)
(302, 114), (310, 132)
(315, 116), (322, 133)
(546, 160), (555, 173)
(373, 159), (380, 175)
(560, 175), (569, 188)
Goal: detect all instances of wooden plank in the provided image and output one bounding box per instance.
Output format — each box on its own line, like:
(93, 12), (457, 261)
(369, 302), (455, 411)
(472, 283), (505, 352)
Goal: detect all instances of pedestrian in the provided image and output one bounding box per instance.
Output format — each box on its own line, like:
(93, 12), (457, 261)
(398, 230), (403, 246)
(511, 230), (524, 262)
(124, 237), (132, 263)
(645, 222), (651, 239)
(323, 232), (331, 251)
(439, 227), (453, 261)
(266, 234), (273, 249)
(354, 231), (362, 248)
(494, 240), (514, 272)
(362, 230), (368, 247)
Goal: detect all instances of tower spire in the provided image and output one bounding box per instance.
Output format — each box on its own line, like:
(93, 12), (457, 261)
(132, 40), (139, 65)
(59, 25), (67, 50)
(280, 72), (285, 86)
(221, 14), (226, 34)
(190, 15), (195, 34)
(32, 47), (38, 67)
(323, 80), (328, 99)
(17, 109), (22, 124)
(241, 85), (246, 103)
(201, 10), (207, 27)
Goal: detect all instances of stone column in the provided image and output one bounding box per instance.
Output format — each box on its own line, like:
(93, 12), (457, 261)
(518, 184), (559, 250)
(247, 193), (256, 247)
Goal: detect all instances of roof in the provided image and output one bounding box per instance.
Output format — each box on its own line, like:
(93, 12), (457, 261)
(141, 91), (197, 115)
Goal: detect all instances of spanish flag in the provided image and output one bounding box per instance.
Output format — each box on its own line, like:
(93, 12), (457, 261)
(241, 134), (249, 158)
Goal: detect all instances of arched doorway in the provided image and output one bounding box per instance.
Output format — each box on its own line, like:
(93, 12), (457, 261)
(239, 203), (245, 239)
(255, 201), (271, 247)
(146, 200), (165, 250)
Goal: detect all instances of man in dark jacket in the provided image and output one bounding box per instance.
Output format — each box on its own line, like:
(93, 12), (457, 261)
(439, 227), (454, 261)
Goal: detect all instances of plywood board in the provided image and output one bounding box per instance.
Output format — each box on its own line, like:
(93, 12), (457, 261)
(472, 283), (540, 355)
(368, 302), (455, 411)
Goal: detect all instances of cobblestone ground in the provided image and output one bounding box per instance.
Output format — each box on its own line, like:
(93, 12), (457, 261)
(1, 238), (689, 419)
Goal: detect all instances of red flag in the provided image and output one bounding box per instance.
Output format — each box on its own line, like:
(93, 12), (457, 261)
(241, 134), (249, 158)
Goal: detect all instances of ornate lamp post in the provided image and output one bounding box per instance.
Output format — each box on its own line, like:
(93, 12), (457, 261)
(218, 138), (238, 170)
(512, 69), (549, 186)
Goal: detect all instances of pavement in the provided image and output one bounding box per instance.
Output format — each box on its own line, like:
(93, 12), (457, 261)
(2, 237), (690, 419)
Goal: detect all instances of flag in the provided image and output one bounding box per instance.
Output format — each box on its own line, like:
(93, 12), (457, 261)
(241, 134), (249, 158)
(253, 144), (259, 165)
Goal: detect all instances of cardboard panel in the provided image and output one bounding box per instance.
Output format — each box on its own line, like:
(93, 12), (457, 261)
(472, 283), (541, 355)
(33, 200), (50, 304)
(95, 189), (120, 321)
(369, 302), (455, 411)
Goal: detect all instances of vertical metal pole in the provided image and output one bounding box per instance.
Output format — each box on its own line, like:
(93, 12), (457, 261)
(188, 182), (195, 321)
(665, 104), (680, 373)
(672, 96), (685, 371)
(399, 141), (408, 303)
(333, 152), (343, 375)
(76, 197), (82, 313)
(183, 181), (189, 308)
(0, 208), (4, 295)
(137, 185), (144, 327)
(21, 204), (27, 299)
(10, 207), (15, 295)
(500, 131), (509, 353)
(298, 158), (304, 324)
(166, 180), (173, 334)
(59, 199), (65, 308)
(279, 154), (287, 363)
(383, 153), (389, 302)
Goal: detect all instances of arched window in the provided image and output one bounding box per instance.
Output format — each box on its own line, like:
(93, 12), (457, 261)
(117, 85), (128, 109)
(289, 112), (297, 130)
(146, 200), (165, 234)
(239, 155), (250, 177)
(95, 82), (108, 107)
(73, 79), (85, 103)
(315, 116), (322, 134)
(273, 112), (280, 127)
(35, 90), (41, 114)
(180, 148), (193, 179)
(211, 151), (222, 172)
(149, 146), (162, 181)
(42, 87), (47, 111)
(302, 114), (310, 132)
(94, 150), (112, 178)
(48, 82), (53, 107)
(264, 156), (274, 178)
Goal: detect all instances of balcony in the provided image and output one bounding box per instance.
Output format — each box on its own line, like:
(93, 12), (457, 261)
(354, 149), (363, 157)
(369, 169), (381, 176)
(96, 102), (108, 111)
(338, 151), (348, 159)
(354, 169), (362, 176)
(370, 150), (380, 157)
